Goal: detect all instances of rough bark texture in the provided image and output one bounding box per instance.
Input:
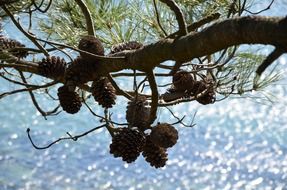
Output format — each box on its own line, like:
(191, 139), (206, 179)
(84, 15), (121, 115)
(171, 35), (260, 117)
(5, 16), (287, 81)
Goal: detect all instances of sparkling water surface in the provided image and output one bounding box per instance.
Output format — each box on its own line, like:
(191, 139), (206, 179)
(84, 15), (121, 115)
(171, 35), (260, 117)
(1, 1), (287, 189)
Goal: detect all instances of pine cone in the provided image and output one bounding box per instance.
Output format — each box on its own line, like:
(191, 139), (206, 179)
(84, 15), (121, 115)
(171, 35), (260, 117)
(142, 135), (168, 168)
(65, 57), (99, 85)
(0, 36), (28, 58)
(110, 128), (146, 163)
(150, 123), (178, 148)
(78, 35), (104, 59)
(172, 70), (194, 91)
(110, 41), (143, 54)
(193, 80), (216, 105)
(91, 77), (116, 108)
(126, 96), (150, 131)
(57, 86), (82, 114)
(38, 56), (66, 80)
(161, 87), (184, 103)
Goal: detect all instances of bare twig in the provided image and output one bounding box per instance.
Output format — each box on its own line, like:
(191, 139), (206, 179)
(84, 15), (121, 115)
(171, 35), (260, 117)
(0, 72), (56, 88)
(82, 99), (128, 126)
(32, 0), (53, 13)
(26, 124), (106, 150)
(153, 0), (168, 37)
(18, 71), (60, 119)
(244, 0), (275, 15)
(2, 5), (49, 56)
(165, 106), (187, 126)
(0, 80), (58, 99)
(107, 74), (133, 100)
(104, 109), (116, 137)
(36, 38), (125, 61)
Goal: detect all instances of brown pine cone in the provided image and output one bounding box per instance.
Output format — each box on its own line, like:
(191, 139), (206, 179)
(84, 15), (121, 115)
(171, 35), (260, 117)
(150, 123), (178, 148)
(109, 41), (143, 54)
(57, 86), (82, 114)
(109, 128), (146, 163)
(126, 96), (150, 131)
(193, 80), (216, 105)
(38, 56), (66, 80)
(65, 57), (99, 85)
(142, 135), (168, 168)
(78, 35), (104, 59)
(0, 36), (28, 58)
(160, 87), (184, 103)
(91, 77), (116, 108)
(172, 70), (194, 91)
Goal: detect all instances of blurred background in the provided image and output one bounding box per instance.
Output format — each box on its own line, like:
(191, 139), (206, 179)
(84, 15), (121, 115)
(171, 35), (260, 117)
(1, 1), (287, 190)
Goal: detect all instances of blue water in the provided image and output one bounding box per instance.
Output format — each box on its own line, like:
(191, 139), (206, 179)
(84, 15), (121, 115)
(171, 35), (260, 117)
(1, 1), (287, 189)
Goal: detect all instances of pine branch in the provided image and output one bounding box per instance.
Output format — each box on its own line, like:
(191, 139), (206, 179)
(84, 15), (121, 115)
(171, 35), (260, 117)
(159, 0), (187, 36)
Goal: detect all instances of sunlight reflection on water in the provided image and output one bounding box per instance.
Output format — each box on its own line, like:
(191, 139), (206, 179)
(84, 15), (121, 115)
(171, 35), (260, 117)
(1, 1), (287, 190)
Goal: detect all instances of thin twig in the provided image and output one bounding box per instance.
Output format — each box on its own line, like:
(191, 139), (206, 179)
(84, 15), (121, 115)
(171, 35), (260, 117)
(0, 72), (56, 88)
(82, 99), (128, 126)
(0, 80), (58, 99)
(18, 71), (60, 119)
(32, 0), (53, 13)
(153, 0), (168, 37)
(244, 0), (275, 15)
(2, 5), (49, 56)
(104, 109), (116, 137)
(107, 74), (133, 100)
(36, 38), (125, 61)
(26, 124), (106, 150)
(165, 106), (189, 127)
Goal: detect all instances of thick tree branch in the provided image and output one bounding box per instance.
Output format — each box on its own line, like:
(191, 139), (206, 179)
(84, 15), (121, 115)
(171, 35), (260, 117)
(2, 16), (287, 86)
(127, 16), (287, 71)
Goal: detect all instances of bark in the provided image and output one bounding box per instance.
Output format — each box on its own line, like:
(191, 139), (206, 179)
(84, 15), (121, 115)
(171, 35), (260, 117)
(4, 16), (287, 80)
(125, 16), (287, 72)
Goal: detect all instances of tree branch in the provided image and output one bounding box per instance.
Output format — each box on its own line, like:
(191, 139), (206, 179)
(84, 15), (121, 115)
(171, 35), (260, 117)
(256, 47), (284, 76)
(2, 16), (287, 87)
(153, 0), (168, 37)
(26, 125), (106, 150)
(146, 70), (158, 124)
(167, 12), (221, 39)
(1, 5), (49, 56)
(159, 0), (187, 36)
(74, 0), (95, 36)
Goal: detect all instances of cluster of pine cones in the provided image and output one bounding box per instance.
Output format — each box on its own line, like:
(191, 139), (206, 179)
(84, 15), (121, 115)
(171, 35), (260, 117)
(0, 36), (28, 58)
(163, 70), (216, 104)
(110, 123), (178, 168)
(37, 37), (143, 114)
